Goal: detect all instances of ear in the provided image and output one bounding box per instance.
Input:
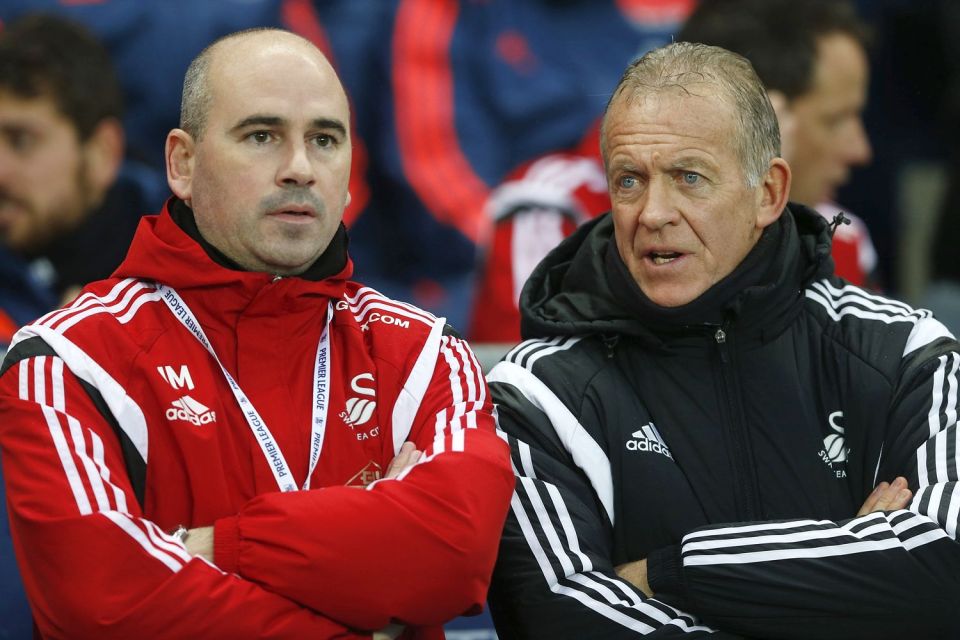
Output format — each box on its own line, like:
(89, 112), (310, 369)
(767, 90), (795, 161)
(165, 128), (196, 202)
(756, 157), (791, 230)
(82, 117), (124, 198)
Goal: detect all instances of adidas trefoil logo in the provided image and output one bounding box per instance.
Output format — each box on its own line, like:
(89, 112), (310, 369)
(166, 395), (217, 426)
(625, 422), (673, 459)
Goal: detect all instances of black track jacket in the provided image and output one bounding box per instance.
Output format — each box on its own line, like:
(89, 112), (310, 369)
(487, 205), (960, 639)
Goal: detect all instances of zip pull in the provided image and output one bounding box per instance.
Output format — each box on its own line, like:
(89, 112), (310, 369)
(601, 334), (620, 358)
(715, 327), (729, 363)
(272, 274), (283, 283)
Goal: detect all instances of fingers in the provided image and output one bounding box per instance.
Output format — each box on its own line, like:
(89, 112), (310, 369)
(383, 441), (421, 480)
(857, 476), (912, 517)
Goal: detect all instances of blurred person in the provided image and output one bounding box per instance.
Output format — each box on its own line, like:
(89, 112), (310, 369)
(487, 42), (959, 638)
(0, 13), (164, 637)
(361, 0), (693, 327)
(0, 14), (165, 322)
(0, 28), (513, 639)
(679, 0), (876, 284)
(470, 0), (878, 343)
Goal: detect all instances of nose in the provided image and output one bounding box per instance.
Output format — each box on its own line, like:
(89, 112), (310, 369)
(844, 118), (872, 167)
(276, 139), (316, 187)
(637, 176), (679, 232)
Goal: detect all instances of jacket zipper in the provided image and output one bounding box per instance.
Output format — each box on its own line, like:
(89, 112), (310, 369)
(714, 319), (762, 520)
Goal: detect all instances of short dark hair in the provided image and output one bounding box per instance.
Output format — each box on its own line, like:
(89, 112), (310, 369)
(0, 13), (124, 140)
(678, 0), (870, 100)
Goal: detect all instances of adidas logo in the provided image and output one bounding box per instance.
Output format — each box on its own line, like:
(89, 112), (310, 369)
(166, 395), (217, 426)
(625, 422), (673, 459)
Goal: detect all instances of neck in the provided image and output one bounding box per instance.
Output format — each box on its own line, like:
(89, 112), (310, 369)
(168, 198), (350, 281)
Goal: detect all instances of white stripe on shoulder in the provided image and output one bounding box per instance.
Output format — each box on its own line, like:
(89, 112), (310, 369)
(812, 280), (917, 315)
(526, 336), (582, 370)
(37, 278), (138, 328)
(505, 337), (562, 366)
(52, 283), (161, 333)
(503, 336), (581, 371)
(343, 287), (435, 327)
(805, 280), (930, 325)
(12, 324), (148, 462)
(391, 316), (445, 455)
(487, 360), (614, 524)
(903, 316), (956, 357)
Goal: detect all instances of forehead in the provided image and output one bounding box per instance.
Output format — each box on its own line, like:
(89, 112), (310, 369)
(206, 38), (349, 125)
(604, 87), (738, 164)
(807, 33), (868, 98)
(0, 91), (73, 129)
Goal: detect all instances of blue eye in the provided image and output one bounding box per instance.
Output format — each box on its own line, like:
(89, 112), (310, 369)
(682, 172), (700, 185)
(619, 176), (638, 189)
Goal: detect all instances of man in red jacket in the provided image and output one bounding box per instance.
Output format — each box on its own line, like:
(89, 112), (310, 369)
(0, 28), (513, 639)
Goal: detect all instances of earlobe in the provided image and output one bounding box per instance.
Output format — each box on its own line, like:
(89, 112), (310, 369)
(165, 129), (195, 201)
(757, 158), (791, 229)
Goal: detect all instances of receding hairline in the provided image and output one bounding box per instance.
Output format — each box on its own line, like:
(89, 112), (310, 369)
(179, 28), (344, 139)
(206, 28), (328, 67)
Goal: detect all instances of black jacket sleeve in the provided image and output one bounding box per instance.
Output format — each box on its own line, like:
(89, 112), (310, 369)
(647, 332), (960, 639)
(487, 361), (735, 639)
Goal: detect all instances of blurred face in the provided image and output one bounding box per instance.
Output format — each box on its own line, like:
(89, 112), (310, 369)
(605, 88), (779, 307)
(169, 35), (352, 275)
(0, 93), (92, 253)
(785, 33), (871, 205)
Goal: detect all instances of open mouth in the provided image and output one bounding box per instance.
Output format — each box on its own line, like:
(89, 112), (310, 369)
(648, 251), (682, 265)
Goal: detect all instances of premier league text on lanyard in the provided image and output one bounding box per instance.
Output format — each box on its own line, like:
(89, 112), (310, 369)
(156, 283), (332, 492)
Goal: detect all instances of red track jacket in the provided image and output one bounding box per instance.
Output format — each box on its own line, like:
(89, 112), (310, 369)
(0, 201), (514, 639)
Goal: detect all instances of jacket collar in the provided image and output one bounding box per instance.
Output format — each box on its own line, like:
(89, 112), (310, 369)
(520, 204), (833, 347)
(114, 197), (353, 302)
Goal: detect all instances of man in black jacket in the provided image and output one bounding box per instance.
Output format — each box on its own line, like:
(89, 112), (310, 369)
(487, 41), (960, 639)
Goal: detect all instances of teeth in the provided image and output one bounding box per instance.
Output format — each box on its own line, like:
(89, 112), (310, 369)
(650, 252), (680, 265)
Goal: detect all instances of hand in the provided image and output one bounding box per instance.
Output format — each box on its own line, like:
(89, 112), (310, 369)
(857, 476), (912, 517)
(183, 525), (214, 562)
(383, 441), (421, 480)
(615, 558), (652, 597)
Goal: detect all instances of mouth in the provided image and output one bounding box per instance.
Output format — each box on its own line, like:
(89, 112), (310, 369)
(646, 250), (684, 266)
(267, 206), (317, 223)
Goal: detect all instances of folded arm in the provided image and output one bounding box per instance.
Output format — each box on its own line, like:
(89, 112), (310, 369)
(643, 334), (960, 639)
(0, 350), (365, 639)
(211, 332), (515, 630)
(487, 363), (732, 639)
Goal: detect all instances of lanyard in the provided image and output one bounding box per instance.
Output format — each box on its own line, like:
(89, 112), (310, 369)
(157, 284), (332, 492)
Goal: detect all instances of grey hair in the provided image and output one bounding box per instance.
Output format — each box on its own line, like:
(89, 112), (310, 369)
(179, 27), (293, 140)
(600, 41), (780, 188)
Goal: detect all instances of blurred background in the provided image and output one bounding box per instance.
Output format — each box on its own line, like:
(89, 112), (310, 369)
(0, 1), (957, 638)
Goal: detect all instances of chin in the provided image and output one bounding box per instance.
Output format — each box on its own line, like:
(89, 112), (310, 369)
(641, 284), (704, 309)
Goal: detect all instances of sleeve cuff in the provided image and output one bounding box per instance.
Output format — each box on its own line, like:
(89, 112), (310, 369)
(213, 514), (241, 575)
(647, 544), (687, 602)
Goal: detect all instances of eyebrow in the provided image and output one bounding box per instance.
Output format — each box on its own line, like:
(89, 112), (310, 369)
(668, 157), (715, 173)
(230, 115), (348, 137)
